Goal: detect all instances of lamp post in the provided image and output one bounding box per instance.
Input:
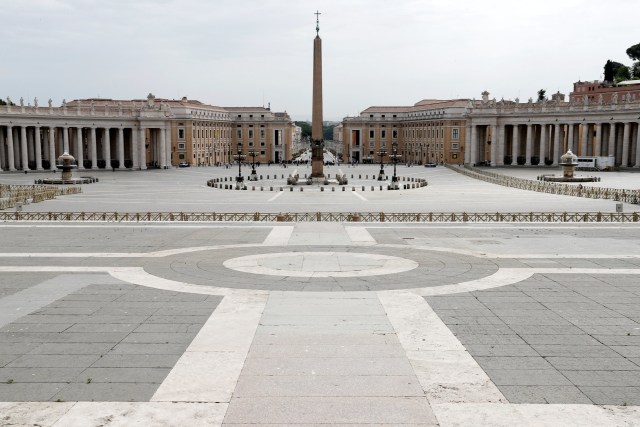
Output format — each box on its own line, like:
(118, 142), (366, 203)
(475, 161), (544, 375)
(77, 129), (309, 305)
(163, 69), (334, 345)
(235, 141), (245, 189)
(248, 148), (258, 181)
(377, 148), (387, 180)
(390, 141), (399, 190)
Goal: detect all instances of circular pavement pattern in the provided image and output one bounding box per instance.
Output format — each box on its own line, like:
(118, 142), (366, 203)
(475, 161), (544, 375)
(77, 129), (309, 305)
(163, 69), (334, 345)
(142, 245), (500, 292)
(223, 252), (419, 278)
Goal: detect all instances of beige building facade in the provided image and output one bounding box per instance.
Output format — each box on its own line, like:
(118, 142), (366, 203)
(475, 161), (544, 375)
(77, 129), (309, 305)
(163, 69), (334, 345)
(341, 100), (468, 165)
(0, 95), (294, 171)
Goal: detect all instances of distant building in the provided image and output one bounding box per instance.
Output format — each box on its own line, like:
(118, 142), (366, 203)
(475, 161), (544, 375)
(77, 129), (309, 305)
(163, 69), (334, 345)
(341, 99), (469, 165)
(570, 80), (640, 103)
(0, 95), (294, 171)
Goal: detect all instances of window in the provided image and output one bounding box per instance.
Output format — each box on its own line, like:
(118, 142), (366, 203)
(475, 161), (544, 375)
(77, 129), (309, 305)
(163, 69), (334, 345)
(248, 130), (254, 139)
(179, 154), (185, 160)
(451, 143), (459, 150)
(260, 150), (265, 155)
(369, 130), (375, 139)
(261, 142), (265, 147)
(237, 129), (242, 138)
(260, 129), (265, 138)
(452, 128), (459, 140)
(369, 141), (374, 148)
(381, 130), (386, 139)
(392, 129), (398, 139)
(178, 128), (185, 140)
(178, 143), (185, 149)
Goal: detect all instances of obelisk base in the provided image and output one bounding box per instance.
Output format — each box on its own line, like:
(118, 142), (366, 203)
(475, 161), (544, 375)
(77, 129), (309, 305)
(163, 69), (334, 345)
(310, 139), (324, 179)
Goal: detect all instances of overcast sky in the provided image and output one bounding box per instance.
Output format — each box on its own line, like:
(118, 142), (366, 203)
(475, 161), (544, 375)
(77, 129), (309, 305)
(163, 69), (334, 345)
(1, 0), (638, 121)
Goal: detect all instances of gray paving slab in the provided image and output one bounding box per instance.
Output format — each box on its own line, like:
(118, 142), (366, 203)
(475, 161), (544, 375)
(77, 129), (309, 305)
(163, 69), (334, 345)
(223, 397), (437, 425)
(497, 385), (593, 404)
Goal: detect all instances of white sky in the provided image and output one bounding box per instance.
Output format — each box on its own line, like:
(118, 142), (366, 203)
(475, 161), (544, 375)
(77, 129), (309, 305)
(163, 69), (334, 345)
(1, 0), (638, 121)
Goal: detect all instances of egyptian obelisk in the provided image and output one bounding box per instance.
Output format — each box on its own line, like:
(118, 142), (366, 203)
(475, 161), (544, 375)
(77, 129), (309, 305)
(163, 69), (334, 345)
(311, 10), (325, 180)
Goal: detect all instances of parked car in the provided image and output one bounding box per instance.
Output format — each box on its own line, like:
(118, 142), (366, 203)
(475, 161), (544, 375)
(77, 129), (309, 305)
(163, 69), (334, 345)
(179, 162), (190, 168)
(424, 163), (437, 167)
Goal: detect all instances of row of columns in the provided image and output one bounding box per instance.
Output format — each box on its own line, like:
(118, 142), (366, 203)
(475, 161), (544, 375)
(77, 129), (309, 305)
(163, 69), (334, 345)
(466, 121), (640, 168)
(0, 125), (171, 171)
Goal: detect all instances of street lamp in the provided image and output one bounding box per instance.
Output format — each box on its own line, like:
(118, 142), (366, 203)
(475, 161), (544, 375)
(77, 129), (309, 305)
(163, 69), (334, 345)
(377, 148), (387, 180)
(248, 148), (258, 181)
(235, 141), (245, 189)
(390, 141), (400, 190)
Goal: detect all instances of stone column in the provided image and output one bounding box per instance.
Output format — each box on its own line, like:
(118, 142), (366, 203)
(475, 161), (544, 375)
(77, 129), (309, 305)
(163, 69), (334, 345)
(103, 128), (111, 169)
(164, 126), (172, 167)
(539, 124), (547, 163)
(159, 127), (167, 168)
(566, 123), (574, 153)
(7, 126), (16, 171)
(552, 123), (561, 166)
(6, 126), (15, 171)
(525, 124), (532, 165)
(63, 126), (70, 153)
(76, 127), (84, 169)
(580, 124), (588, 156)
(635, 122), (640, 168)
(622, 122), (630, 167)
(27, 128), (35, 163)
(464, 124), (472, 163)
(469, 125), (477, 165)
(497, 124), (505, 166)
(608, 123), (616, 157)
(117, 127), (125, 169)
(34, 126), (43, 170)
(20, 126), (28, 170)
(490, 125), (498, 166)
(512, 125), (519, 164)
(587, 124), (595, 156)
(138, 127), (147, 170)
(131, 128), (139, 169)
(48, 127), (56, 168)
(90, 127), (98, 169)
(595, 123), (602, 157)
(0, 127), (5, 171)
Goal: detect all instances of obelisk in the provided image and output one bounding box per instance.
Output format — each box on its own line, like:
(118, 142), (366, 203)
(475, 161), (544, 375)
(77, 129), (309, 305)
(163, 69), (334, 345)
(311, 10), (325, 180)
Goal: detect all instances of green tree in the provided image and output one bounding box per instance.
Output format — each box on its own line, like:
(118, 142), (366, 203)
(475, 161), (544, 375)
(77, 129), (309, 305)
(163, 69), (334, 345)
(323, 125), (334, 141)
(0, 99), (6, 106)
(626, 43), (640, 61)
(632, 62), (640, 79)
(294, 121), (312, 139)
(615, 64), (631, 82)
(537, 89), (546, 101)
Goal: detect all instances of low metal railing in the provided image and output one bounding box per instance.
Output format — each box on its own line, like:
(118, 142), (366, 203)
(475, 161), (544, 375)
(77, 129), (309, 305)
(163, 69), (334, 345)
(0, 211), (637, 222)
(449, 165), (640, 204)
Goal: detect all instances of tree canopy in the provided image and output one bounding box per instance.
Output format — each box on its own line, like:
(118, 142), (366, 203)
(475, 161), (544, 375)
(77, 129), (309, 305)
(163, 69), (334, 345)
(627, 43), (640, 62)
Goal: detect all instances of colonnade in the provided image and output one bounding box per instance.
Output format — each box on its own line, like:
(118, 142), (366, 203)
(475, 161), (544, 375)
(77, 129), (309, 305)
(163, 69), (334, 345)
(0, 124), (172, 171)
(466, 121), (640, 168)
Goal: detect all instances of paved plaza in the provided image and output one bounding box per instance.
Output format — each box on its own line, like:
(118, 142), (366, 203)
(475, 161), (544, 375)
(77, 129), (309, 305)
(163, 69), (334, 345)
(1, 166), (640, 425)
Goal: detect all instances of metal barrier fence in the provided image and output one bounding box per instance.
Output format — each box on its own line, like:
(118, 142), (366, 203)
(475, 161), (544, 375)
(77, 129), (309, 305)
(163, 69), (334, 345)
(0, 184), (82, 211)
(448, 165), (640, 204)
(0, 211), (637, 222)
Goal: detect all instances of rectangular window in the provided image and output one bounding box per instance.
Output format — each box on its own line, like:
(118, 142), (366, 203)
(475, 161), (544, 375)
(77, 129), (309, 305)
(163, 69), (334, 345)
(369, 129), (375, 139)
(452, 128), (459, 140)
(369, 141), (374, 148)
(179, 154), (185, 160)
(381, 130), (386, 139)
(237, 129), (242, 138)
(392, 129), (398, 139)
(260, 129), (265, 138)
(178, 129), (185, 140)
(451, 143), (459, 150)
(248, 130), (254, 139)
(178, 143), (185, 149)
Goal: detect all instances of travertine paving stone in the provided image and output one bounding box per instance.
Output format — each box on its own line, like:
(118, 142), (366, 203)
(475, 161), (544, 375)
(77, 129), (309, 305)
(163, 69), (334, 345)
(427, 273), (640, 405)
(0, 277), (221, 402)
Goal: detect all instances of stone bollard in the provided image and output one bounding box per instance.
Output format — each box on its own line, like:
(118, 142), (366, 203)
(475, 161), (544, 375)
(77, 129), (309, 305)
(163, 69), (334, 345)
(321, 187), (324, 192)
(371, 186), (374, 191)
(300, 187), (304, 192)
(260, 175), (263, 179)
(280, 187), (283, 191)
(362, 186), (365, 191)
(261, 186), (264, 191)
(290, 187), (293, 191)
(252, 186), (255, 191)
(332, 187), (335, 192)
(270, 186), (273, 191)
(380, 186), (383, 191)
(352, 187), (355, 191)
(342, 186), (345, 191)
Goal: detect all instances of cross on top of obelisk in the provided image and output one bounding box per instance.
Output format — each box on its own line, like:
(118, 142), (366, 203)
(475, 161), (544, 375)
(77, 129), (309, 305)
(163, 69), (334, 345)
(315, 10), (321, 35)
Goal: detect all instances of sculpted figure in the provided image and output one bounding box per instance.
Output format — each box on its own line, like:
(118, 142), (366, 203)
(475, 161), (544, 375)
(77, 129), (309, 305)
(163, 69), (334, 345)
(48, 98), (52, 108)
(34, 97), (38, 107)
(20, 97), (24, 107)
(598, 94), (603, 105)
